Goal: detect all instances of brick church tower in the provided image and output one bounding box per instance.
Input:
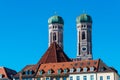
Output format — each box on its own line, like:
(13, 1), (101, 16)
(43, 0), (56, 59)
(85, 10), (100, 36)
(48, 15), (64, 49)
(76, 14), (93, 60)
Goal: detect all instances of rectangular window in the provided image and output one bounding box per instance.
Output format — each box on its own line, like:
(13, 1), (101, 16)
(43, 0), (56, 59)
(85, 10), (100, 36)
(56, 77), (60, 80)
(25, 70), (29, 75)
(70, 68), (74, 73)
(37, 78), (40, 80)
(90, 75), (94, 80)
(64, 69), (67, 74)
(29, 70), (32, 75)
(46, 78), (50, 80)
(83, 68), (87, 72)
(0, 74), (2, 78)
(58, 69), (61, 74)
(90, 67), (94, 72)
(100, 76), (103, 80)
(48, 70), (51, 74)
(83, 76), (87, 80)
(76, 68), (81, 72)
(40, 70), (43, 75)
(76, 76), (80, 80)
(63, 77), (67, 80)
(70, 76), (73, 80)
(107, 76), (110, 80)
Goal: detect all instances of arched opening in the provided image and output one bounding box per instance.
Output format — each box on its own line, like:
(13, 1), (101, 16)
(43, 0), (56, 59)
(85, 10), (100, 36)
(50, 32), (52, 43)
(79, 31), (80, 42)
(53, 33), (56, 41)
(82, 31), (85, 40)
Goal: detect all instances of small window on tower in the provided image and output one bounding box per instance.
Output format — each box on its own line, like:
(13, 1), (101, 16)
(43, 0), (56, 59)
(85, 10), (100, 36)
(82, 31), (85, 40)
(53, 33), (56, 41)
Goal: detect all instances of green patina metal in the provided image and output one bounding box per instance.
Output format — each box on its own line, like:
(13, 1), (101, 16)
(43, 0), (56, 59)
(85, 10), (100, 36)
(76, 14), (92, 23)
(48, 15), (64, 25)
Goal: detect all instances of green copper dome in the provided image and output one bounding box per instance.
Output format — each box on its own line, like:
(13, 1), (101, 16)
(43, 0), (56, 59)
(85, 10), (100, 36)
(76, 14), (92, 23)
(48, 15), (64, 25)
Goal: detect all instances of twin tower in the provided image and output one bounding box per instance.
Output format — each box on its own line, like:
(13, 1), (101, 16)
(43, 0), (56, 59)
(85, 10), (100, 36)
(48, 14), (92, 60)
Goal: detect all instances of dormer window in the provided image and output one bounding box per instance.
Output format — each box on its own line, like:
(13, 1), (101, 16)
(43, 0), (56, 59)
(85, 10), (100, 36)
(64, 69), (68, 74)
(83, 67), (88, 72)
(70, 68), (74, 73)
(90, 67), (94, 72)
(25, 70), (29, 75)
(100, 67), (106, 71)
(0, 74), (2, 78)
(58, 69), (61, 74)
(76, 68), (81, 72)
(48, 69), (52, 74)
(29, 70), (33, 75)
(39, 70), (43, 75)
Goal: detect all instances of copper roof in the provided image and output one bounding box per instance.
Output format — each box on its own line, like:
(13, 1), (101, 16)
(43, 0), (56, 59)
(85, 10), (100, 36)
(37, 42), (71, 64)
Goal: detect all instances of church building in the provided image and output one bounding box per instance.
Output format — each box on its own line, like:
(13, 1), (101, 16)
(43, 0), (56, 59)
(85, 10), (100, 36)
(13, 14), (119, 80)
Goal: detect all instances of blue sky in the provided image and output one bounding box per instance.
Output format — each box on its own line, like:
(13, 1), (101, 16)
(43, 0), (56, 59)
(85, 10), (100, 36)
(0, 0), (120, 73)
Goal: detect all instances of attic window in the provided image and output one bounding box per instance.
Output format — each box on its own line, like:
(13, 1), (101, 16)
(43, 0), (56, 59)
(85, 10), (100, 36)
(58, 69), (62, 74)
(64, 69), (68, 74)
(29, 70), (33, 75)
(83, 67), (88, 72)
(90, 67), (95, 72)
(70, 68), (74, 73)
(48, 70), (52, 74)
(0, 74), (2, 78)
(25, 70), (29, 75)
(100, 67), (106, 71)
(76, 68), (81, 72)
(39, 70), (43, 75)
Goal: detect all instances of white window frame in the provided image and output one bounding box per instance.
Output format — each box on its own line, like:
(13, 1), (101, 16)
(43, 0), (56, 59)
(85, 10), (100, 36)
(83, 67), (88, 72)
(76, 68), (81, 72)
(70, 68), (74, 73)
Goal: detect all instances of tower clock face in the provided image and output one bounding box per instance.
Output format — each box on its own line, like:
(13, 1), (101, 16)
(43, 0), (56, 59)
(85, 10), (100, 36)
(81, 46), (87, 52)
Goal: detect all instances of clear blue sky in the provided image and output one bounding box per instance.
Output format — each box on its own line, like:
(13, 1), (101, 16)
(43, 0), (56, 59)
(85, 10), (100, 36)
(0, 0), (120, 73)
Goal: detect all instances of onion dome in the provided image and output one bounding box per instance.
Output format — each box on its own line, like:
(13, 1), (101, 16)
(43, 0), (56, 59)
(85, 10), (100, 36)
(76, 14), (92, 23)
(48, 15), (64, 25)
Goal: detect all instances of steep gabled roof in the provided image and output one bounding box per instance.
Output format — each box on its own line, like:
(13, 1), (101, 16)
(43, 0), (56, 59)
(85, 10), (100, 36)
(0, 67), (17, 79)
(37, 42), (71, 64)
(13, 64), (40, 78)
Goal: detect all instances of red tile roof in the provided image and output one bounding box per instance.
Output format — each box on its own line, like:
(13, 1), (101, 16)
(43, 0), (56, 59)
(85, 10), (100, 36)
(37, 42), (71, 64)
(36, 59), (99, 76)
(13, 43), (117, 78)
(0, 67), (17, 79)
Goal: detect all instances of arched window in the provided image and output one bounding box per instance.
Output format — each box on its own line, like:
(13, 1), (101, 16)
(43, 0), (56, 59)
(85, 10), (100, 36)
(82, 31), (85, 40)
(79, 31), (80, 42)
(50, 32), (52, 43)
(53, 33), (56, 41)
